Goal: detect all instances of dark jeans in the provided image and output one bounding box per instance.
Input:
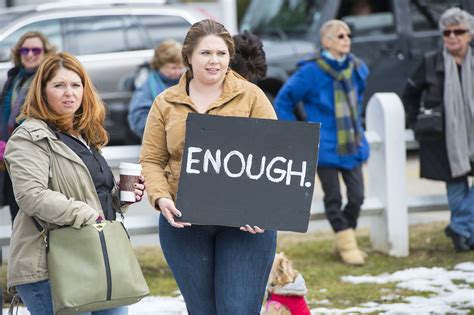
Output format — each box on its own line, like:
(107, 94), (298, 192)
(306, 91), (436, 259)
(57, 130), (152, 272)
(159, 214), (277, 315)
(446, 177), (474, 246)
(317, 166), (364, 232)
(16, 280), (128, 315)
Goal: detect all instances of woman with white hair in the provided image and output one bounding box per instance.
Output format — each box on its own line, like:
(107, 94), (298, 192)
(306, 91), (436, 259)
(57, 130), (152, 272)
(403, 7), (474, 252)
(275, 20), (370, 265)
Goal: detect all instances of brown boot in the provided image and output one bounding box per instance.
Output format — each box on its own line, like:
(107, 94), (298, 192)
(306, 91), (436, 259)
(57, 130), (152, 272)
(335, 229), (365, 265)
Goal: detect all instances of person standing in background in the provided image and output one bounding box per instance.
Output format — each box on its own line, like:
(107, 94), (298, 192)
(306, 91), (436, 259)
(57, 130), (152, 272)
(274, 19), (369, 265)
(403, 8), (474, 252)
(0, 31), (56, 223)
(127, 39), (184, 138)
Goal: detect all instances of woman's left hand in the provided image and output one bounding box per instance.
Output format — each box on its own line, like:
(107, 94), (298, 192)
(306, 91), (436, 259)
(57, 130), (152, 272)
(240, 225), (265, 234)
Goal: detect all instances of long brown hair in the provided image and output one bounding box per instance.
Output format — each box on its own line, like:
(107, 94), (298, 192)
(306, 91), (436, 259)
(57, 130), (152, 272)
(11, 31), (56, 67)
(20, 52), (109, 149)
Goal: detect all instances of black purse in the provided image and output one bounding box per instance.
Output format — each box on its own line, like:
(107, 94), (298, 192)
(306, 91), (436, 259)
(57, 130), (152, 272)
(415, 106), (443, 139)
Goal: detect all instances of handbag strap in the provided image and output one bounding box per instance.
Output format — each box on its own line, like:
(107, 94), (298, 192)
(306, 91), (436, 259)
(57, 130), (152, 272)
(31, 216), (44, 233)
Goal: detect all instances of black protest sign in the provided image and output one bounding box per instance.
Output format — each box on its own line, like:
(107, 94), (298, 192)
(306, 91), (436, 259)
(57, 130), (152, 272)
(176, 113), (320, 232)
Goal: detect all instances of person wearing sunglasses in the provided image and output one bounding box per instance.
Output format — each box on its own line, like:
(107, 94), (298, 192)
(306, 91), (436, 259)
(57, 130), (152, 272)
(403, 7), (474, 252)
(0, 31), (56, 224)
(274, 19), (369, 265)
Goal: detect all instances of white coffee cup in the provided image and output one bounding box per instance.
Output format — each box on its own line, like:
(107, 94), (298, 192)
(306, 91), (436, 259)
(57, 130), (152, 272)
(119, 162), (142, 202)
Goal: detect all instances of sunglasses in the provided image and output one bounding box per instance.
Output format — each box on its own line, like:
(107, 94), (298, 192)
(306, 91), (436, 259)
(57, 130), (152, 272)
(19, 47), (43, 56)
(442, 29), (469, 37)
(337, 33), (352, 40)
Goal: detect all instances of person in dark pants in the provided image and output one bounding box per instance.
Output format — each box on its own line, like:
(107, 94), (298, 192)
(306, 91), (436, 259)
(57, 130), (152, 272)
(140, 19), (277, 313)
(275, 19), (369, 265)
(403, 7), (474, 252)
(0, 31), (55, 223)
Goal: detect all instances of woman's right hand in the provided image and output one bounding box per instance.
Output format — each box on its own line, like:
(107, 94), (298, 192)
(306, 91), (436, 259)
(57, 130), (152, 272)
(157, 197), (191, 228)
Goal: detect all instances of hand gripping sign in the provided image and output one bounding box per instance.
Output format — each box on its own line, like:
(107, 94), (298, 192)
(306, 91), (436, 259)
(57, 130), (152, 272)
(176, 113), (320, 232)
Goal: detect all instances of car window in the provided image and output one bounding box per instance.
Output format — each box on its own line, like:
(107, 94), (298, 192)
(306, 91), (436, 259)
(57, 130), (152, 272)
(240, 0), (325, 38)
(123, 16), (148, 51)
(138, 15), (192, 45)
(410, 0), (462, 32)
(63, 15), (147, 55)
(0, 19), (63, 63)
(337, 0), (395, 37)
(0, 11), (25, 29)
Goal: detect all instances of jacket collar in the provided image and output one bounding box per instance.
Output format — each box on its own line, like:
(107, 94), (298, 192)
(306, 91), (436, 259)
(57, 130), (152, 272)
(17, 118), (86, 166)
(164, 69), (246, 112)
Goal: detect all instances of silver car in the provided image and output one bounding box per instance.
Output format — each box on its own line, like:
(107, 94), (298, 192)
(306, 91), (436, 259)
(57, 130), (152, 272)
(0, 2), (207, 144)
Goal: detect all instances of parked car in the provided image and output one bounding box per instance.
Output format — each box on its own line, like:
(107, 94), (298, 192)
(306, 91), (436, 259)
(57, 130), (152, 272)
(241, 0), (474, 110)
(0, 1), (212, 144)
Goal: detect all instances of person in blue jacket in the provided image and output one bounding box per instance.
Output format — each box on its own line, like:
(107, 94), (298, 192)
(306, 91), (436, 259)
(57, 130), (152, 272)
(275, 19), (369, 265)
(128, 39), (184, 138)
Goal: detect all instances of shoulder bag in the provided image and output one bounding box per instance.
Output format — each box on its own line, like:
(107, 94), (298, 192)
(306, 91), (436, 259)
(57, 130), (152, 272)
(36, 219), (149, 315)
(415, 106), (443, 139)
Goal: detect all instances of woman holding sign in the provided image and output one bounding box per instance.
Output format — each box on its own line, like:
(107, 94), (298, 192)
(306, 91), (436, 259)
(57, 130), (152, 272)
(140, 19), (277, 314)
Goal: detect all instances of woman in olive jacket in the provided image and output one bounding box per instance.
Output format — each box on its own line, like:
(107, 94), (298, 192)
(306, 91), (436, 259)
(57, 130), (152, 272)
(5, 52), (145, 314)
(140, 20), (277, 314)
(403, 8), (474, 252)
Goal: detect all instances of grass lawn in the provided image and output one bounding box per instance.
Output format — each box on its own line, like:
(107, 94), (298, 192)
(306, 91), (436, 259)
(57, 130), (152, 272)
(2, 221), (474, 310)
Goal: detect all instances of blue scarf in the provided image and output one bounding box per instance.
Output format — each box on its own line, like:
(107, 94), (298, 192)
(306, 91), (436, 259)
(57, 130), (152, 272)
(148, 71), (179, 98)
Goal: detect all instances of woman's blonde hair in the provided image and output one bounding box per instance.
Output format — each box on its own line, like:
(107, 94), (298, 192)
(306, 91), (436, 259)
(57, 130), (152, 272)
(268, 252), (299, 288)
(150, 39), (182, 70)
(11, 31), (56, 67)
(20, 52), (109, 149)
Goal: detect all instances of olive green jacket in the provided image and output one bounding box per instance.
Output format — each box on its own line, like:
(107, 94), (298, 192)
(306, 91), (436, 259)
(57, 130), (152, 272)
(140, 70), (276, 209)
(5, 118), (123, 289)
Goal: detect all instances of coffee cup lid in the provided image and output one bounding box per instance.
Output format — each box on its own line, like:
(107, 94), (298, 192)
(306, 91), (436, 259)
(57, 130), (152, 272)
(119, 162), (142, 170)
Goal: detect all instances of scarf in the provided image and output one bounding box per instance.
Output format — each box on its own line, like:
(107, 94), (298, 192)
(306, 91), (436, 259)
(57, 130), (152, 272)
(316, 53), (360, 155)
(2, 67), (35, 136)
(443, 47), (474, 177)
(149, 70), (179, 98)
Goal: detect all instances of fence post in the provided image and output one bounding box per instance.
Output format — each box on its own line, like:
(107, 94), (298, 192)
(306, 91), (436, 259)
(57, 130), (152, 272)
(366, 93), (409, 256)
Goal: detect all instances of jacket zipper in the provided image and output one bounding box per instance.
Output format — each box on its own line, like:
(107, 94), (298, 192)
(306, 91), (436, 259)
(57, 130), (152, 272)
(98, 230), (112, 300)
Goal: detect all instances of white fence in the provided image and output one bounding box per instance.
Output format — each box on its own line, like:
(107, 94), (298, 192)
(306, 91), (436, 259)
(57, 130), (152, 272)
(0, 93), (448, 258)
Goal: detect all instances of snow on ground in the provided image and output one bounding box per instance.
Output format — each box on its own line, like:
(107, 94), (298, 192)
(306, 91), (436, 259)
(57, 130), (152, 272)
(313, 261), (474, 314)
(4, 262), (474, 315)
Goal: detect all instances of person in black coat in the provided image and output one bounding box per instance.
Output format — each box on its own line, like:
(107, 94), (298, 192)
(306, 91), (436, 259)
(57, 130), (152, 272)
(0, 31), (55, 223)
(403, 7), (474, 252)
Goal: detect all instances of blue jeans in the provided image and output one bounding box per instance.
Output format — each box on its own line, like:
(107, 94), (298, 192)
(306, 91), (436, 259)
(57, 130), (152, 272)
(159, 214), (277, 315)
(446, 177), (474, 246)
(16, 279), (128, 315)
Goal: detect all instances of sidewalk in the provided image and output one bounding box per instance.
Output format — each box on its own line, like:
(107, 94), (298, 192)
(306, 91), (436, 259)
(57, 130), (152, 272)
(2, 296), (187, 315)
